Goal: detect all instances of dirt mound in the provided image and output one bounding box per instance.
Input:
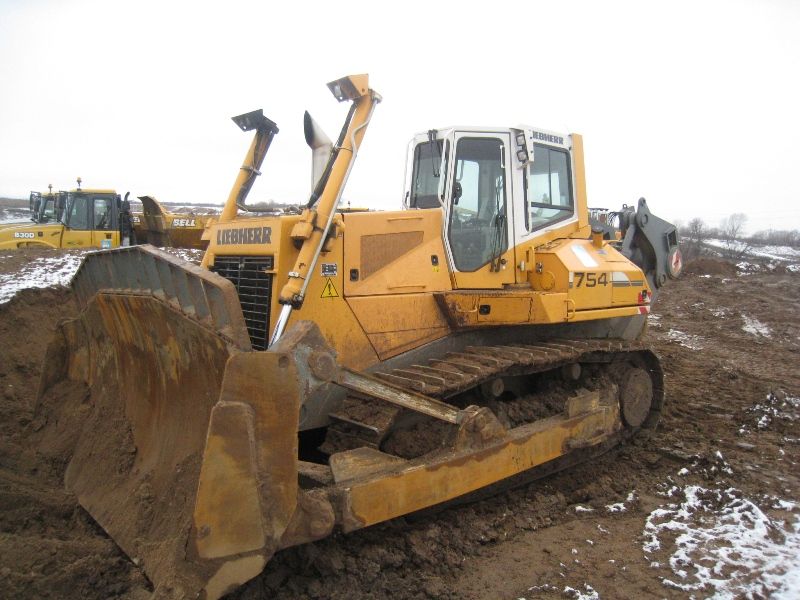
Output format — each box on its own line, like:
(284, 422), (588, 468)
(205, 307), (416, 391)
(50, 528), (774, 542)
(682, 256), (738, 276)
(0, 287), (74, 435)
(0, 288), (150, 600)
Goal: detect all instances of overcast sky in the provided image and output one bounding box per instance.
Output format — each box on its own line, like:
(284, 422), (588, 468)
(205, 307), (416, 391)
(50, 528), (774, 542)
(1, 0), (798, 233)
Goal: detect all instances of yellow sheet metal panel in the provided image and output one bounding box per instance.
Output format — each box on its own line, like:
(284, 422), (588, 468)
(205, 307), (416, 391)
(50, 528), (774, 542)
(285, 229), (379, 370)
(343, 209), (452, 297)
(532, 292), (569, 322)
(533, 238), (651, 312)
(476, 297), (532, 323)
(347, 293), (451, 359)
(435, 290), (562, 327)
(0, 223), (64, 249)
(365, 329), (452, 361)
(347, 293), (449, 333)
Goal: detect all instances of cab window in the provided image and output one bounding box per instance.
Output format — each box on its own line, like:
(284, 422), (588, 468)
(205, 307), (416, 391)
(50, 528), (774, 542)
(65, 195), (90, 230)
(42, 198), (55, 221)
(448, 137), (507, 272)
(93, 197), (113, 230)
(526, 144), (574, 231)
(409, 140), (445, 208)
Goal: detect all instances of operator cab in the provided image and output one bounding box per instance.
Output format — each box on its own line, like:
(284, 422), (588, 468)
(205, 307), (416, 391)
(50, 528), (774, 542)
(59, 189), (134, 248)
(29, 191), (66, 224)
(61, 190), (118, 230)
(404, 126), (581, 287)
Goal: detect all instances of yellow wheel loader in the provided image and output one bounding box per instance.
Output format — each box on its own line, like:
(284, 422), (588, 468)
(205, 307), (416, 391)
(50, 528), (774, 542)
(36, 74), (682, 599)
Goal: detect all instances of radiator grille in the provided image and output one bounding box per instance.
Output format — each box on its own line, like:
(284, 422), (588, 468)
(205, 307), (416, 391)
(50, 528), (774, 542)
(210, 256), (274, 350)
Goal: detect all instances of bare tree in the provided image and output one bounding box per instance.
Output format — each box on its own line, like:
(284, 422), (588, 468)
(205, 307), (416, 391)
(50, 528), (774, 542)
(719, 213), (750, 259)
(681, 217), (708, 260)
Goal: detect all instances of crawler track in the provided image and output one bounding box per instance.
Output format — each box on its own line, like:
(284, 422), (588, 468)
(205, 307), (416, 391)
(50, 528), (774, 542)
(323, 338), (664, 459)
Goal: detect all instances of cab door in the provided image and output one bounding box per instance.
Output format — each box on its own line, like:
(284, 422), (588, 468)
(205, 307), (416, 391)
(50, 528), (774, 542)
(444, 132), (516, 289)
(90, 196), (119, 248)
(59, 195), (92, 248)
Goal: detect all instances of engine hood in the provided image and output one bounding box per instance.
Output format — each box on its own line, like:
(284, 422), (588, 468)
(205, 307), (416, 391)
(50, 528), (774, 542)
(0, 221), (64, 249)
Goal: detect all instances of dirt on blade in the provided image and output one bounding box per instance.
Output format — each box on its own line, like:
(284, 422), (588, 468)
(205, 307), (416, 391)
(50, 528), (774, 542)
(0, 256), (798, 599)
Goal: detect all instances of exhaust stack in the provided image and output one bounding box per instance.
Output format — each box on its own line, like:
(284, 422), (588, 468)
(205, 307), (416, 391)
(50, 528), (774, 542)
(304, 111), (333, 193)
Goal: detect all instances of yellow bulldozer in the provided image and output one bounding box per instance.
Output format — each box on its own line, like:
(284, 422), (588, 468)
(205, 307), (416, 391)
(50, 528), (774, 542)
(36, 74), (682, 598)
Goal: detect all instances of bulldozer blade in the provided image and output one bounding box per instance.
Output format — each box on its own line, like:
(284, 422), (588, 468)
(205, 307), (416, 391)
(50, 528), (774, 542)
(33, 246), (320, 598)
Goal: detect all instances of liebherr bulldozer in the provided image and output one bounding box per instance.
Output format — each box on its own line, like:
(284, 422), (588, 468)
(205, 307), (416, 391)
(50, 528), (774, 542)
(36, 74), (682, 599)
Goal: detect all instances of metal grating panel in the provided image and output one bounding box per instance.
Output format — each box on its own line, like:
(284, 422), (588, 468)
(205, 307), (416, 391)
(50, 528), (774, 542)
(210, 256), (274, 350)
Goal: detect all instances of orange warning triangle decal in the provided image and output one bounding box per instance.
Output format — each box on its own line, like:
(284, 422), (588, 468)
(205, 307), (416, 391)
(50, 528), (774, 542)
(321, 278), (339, 298)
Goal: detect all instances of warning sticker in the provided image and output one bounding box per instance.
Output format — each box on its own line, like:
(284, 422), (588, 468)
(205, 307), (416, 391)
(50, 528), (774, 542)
(321, 278), (339, 298)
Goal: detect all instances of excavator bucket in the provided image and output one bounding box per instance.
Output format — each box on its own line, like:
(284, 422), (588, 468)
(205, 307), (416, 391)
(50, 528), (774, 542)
(35, 246), (324, 598)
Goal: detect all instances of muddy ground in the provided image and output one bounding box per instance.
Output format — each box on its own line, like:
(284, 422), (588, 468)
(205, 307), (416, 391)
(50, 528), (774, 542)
(0, 250), (797, 599)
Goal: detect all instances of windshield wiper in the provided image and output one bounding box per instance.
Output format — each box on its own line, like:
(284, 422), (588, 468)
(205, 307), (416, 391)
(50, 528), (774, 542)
(427, 130), (440, 178)
(488, 180), (507, 272)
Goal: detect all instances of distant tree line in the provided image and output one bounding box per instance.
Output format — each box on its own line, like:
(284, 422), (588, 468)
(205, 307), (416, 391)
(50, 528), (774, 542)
(676, 213), (799, 261)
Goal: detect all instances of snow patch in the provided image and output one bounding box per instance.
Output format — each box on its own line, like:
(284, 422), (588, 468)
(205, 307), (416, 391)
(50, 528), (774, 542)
(0, 246), (204, 305)
(706, 239), (800, 262)
(563, 584), (599, 600)
(0, 251), (87, 304)
(644, 485), (800, 598)
(741, 315), (771, 337)
(747, 392), (800, 430)
(162, 247), (205, 264)
(666, 328), (704, 350)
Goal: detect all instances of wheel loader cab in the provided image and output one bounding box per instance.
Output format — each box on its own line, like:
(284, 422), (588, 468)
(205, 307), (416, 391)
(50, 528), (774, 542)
(404, 127), (587, 289)
(28, 191), (64, 224)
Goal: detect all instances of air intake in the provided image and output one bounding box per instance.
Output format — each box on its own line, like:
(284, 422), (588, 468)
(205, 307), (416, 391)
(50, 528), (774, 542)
(210, 256), (274, 350)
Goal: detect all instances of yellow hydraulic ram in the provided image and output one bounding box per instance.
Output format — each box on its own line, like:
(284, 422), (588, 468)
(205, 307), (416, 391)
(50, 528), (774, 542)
(270, 74), (380, 345)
